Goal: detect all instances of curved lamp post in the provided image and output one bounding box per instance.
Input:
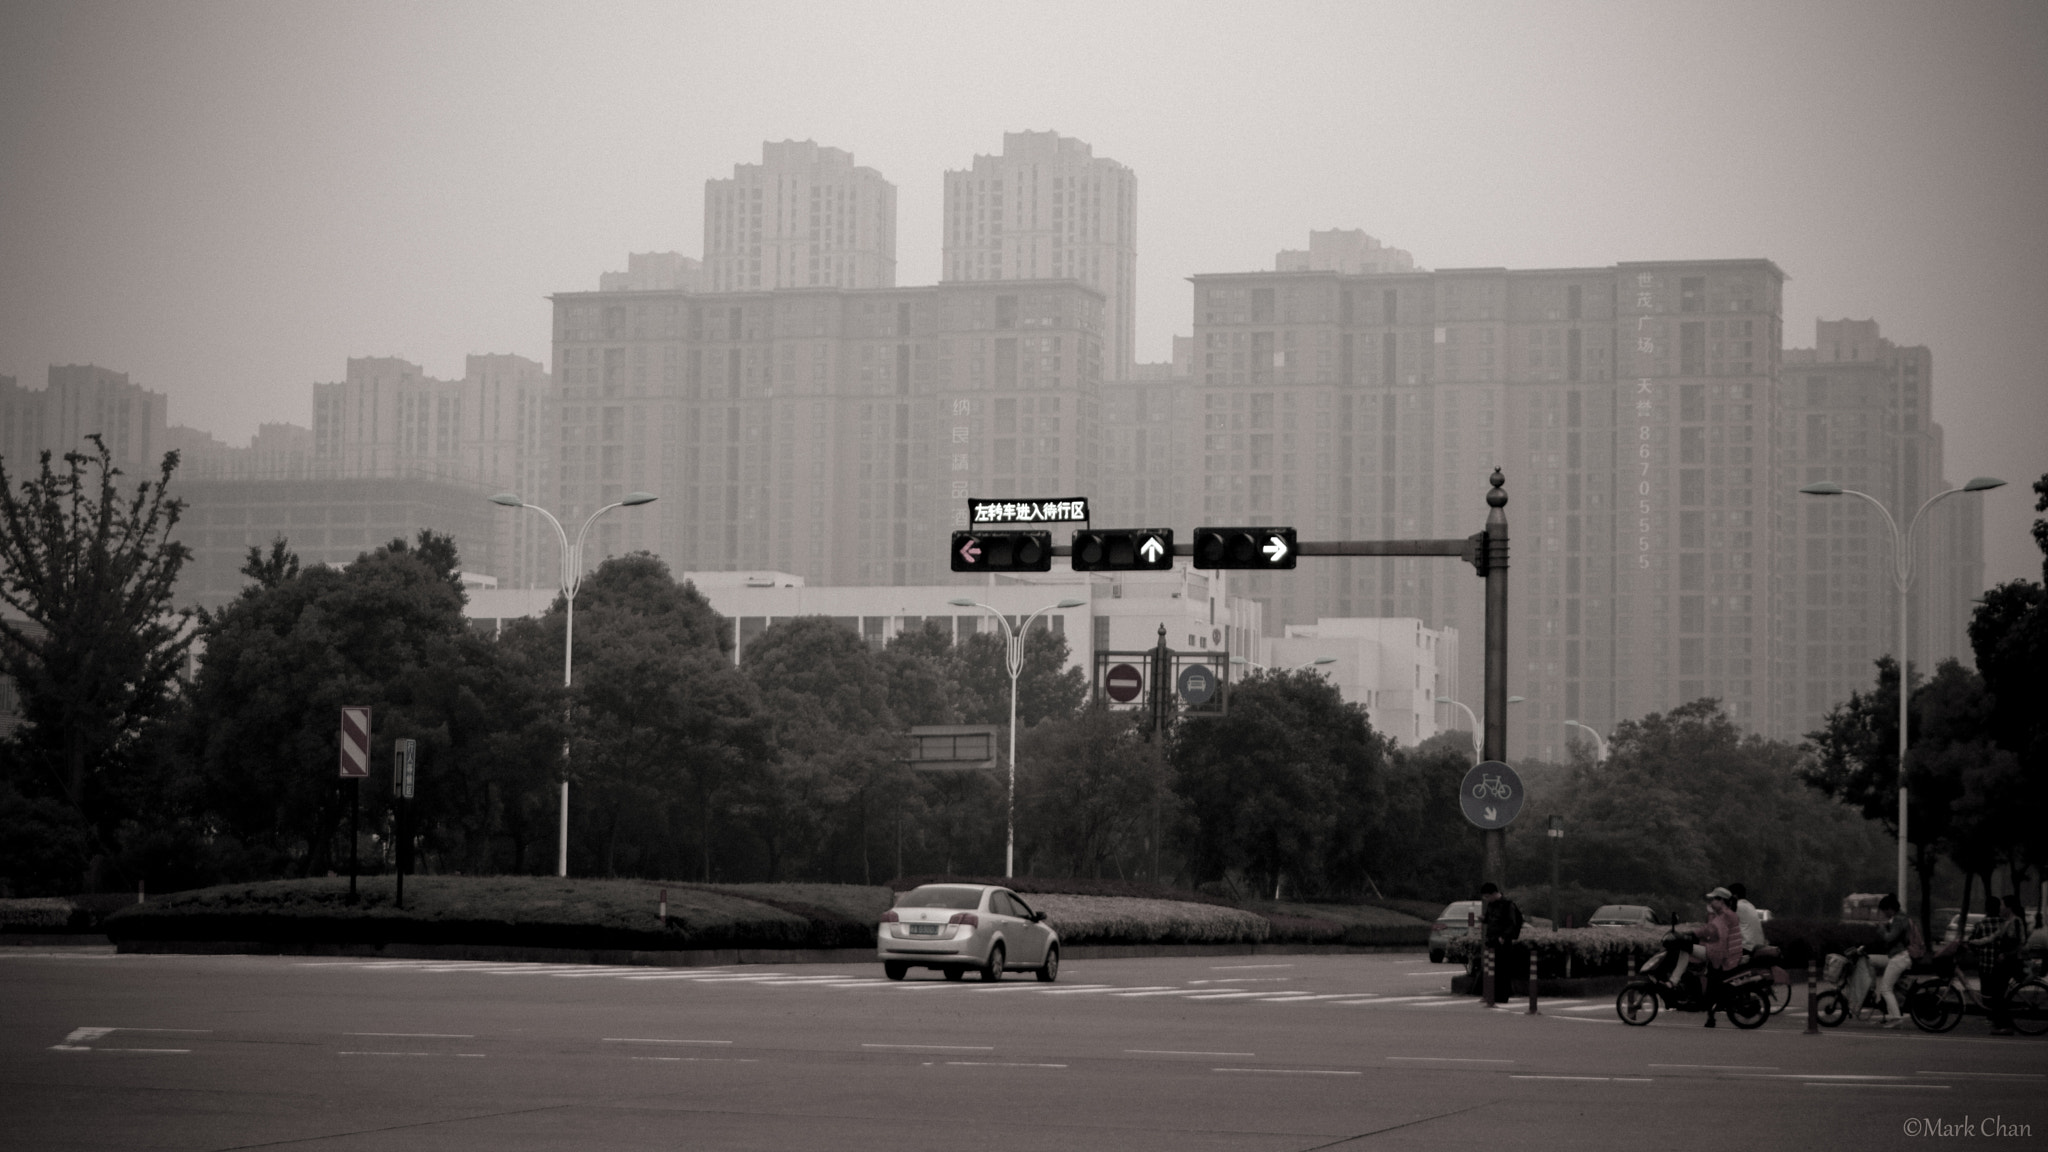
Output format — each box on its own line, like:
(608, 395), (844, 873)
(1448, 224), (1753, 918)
(1231, 655), (1337, 672)
(1563, 719), (1608, 762)
(1436, 695), (1523, 758)
(947, 596), (1087, 878)
(492, 490), (657, 876)
(1798, 475), (2003, 903)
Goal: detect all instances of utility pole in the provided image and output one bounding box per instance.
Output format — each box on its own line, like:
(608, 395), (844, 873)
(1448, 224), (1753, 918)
(1481, 469), (1511, 889)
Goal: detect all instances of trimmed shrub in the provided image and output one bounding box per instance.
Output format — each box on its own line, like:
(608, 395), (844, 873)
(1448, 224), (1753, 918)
(0, 897), (78, 931)
(889, 874), (1241, 909)
(1029, 894), (1271, 946)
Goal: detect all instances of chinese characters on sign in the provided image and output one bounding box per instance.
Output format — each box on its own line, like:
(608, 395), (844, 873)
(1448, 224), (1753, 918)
(969, 498), (1091, 525)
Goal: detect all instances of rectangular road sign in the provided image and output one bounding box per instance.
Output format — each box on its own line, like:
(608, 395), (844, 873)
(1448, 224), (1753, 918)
(394, 738), (416, 798)
(338, 706), (371, 778)
(902, 725), (1000, 770)
(969, 497), (1089, 525)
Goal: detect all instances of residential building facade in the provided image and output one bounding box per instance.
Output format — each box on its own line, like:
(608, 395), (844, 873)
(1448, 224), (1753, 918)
(704, 141), (897, 293)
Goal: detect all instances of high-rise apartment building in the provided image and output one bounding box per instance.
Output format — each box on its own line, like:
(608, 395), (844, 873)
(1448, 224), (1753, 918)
(1123, 258), (1787, 755)
(944, 131), (1137, 380)
(1275, 230), (1416, 276)
(704, 141), (897, 293)
(1777, 319), (1979, 738)
(599, 252), (703, 293)
(0, 365), (169, 476)
(544, 279), (1104, 587)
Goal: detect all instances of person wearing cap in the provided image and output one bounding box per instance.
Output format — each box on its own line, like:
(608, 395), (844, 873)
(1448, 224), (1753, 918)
(1668, 887), (1742, 1025)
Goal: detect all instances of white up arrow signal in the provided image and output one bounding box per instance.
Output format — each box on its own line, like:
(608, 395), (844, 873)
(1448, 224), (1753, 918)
(1138, 535), (1165, 563)
(1263, 535), (1290, 562)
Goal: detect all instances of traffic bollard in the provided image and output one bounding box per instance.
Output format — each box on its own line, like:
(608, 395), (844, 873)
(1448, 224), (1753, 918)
(1804, 958), (1819, 1035)
(1483, 944), (1496, 1007)
(659, 888), (668, 927)
(1527, 948), (1540, 1015)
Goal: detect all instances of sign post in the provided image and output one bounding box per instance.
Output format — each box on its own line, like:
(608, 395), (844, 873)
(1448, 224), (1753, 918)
(393, 738), (416, 909)
(338, 706), (370, 903)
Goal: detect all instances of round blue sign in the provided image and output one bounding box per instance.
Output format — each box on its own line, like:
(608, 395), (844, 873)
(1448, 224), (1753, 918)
(1458, 760), (1524, 830)
(1177, 664), (1218, 706)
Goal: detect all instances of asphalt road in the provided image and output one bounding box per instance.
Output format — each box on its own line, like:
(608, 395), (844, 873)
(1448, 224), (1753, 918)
(5, 946), (2045, 1150)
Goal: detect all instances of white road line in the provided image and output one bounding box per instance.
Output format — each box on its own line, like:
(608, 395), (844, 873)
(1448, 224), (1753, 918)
(631, 1056), (759, 1063)
(1184, 991), (1284, 1000)
(1807, 1083), (1949, 1090)
(1550, 1015), (1618, 1025)
(110, 1027), (211, 1033)
(1113, 989), (1208, 998)
(603, 1038), (732, 1045)
(946, 1061), (1066, 1068)
(1649, 1064), (1777, 1072)
(1915, 1070), (2045, 1080)
(1127, 1049), (1255, 1057)
(1346, 995), (1442, 1005)
(1258, 994), (1361, 1003)
(862, 1043), (993, 1052)
(338, 1051), (440, 1057)
(346, 1032), (473, 1038)
(1407, 998), (1476, 1008)
(1511, 1075), (1650, 1083)
(1214, 1067), (1360, 1076)
(1388, 1056), (1514, 1064)
(63, 1028), (114, 1043)
(1209, 964), (1294, 970)
(91, 1048), (191, 1054)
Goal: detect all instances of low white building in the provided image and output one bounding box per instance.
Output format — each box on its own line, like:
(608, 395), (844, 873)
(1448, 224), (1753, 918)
(1266, 618), (1458, 747)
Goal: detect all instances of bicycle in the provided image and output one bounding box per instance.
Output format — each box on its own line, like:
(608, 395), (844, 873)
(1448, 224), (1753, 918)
(1471, 774), (1512, 800)
(1906, 946), (2048, 1035)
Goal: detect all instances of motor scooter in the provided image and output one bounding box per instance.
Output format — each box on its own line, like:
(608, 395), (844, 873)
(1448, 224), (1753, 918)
(1616, 926), (1771, 1028)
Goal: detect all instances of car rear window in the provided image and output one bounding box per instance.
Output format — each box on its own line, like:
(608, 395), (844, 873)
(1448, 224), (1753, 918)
(897, 886), (985, 910)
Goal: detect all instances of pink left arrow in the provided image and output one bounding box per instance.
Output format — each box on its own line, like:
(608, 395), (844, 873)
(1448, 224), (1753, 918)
(959, 538), (982, 564)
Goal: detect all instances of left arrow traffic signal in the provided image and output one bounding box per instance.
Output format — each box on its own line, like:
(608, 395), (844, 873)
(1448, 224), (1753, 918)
(952, 530), (1053, 573)
(1192, 526), (1298, 570)
(1071, 528), (1175, 572)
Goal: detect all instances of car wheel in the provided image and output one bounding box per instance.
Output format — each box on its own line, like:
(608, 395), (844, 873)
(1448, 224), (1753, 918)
(1616, 984), (1658, 1025)
(943, 966), (964, 982)
(981, 943), (1006, 982)
(883, 961), (908, 981)
(1036, 945), (1059, 983)
(1429, 950), (1444, 964)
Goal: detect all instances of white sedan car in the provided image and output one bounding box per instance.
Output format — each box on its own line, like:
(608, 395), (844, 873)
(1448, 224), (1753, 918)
(877, 883), (1060, 983)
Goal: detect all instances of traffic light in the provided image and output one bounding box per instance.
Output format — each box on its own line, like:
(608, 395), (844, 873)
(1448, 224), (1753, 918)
(1192, 526), (1298, 570)
(951, 530), (1053, 573)
(1070, 528), (1175, 572)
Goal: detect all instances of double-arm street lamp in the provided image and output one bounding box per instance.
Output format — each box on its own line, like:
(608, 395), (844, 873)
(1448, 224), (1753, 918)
(948, 597), (1086, 878)
(492, 490), (658, 877)
(1436, 695), (1523, 757)
(1563, 719), (1608, 762)
(1231, 655), (1338, 672)
(1797, 475), (2004, 904)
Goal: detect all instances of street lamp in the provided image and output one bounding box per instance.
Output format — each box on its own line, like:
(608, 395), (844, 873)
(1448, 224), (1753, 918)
(1798, 475), (2004, 903)
(1563, 719), (1608, 762)
(491, 489), (658, 877)
(1436, 695), (1523, 757)
(947, 596), (1087, 878)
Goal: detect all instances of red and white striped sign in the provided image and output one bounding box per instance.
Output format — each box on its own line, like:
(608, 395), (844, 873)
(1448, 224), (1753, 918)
(338, 706), (371, 778)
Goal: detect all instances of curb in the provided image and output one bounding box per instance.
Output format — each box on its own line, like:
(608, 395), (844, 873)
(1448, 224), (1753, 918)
(2, 933), (112, 947)
(1450, 973), (1629, 997)
(115, 938), (1426, 966)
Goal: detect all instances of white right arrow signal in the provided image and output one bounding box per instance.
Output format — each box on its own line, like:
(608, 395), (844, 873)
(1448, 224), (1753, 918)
(1138, 535), (1165, 563)
(1263, 535), (1289, 562)
(959, 538), (982, 564)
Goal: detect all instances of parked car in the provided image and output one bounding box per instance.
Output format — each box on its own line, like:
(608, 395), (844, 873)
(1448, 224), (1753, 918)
(1429, 900), (1482, 963)
(1938, 910), (1987, 944)
(1587, 904), (1657, 928)
(877, 883), (1060, 983)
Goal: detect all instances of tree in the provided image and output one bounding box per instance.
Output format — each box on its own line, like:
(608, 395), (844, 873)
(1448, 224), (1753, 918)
(742, 616), (899, 881)
(1170, 667), (1391, 899)
(0, 436), (195, 892)
(1966, 471), (2048, 895)
(954, 627), (1086, 728)
(1017, 703), (1172, 880)
(182, 532), (477, 876)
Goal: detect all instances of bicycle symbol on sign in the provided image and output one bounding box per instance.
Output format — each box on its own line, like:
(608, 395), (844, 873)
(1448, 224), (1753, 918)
(1472, 774), (1513, 800)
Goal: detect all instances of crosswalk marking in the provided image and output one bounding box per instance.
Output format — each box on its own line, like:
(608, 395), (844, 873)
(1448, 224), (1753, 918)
(290, 959), (1466, 1013)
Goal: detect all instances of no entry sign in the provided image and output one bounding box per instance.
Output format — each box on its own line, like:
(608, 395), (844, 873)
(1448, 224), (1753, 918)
(1104, 663), (1144, 703)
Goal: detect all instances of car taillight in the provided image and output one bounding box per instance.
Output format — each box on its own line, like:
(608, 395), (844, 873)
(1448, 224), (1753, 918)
(1432, 921), (1448, 931)
(879, 910), (898, 923)
(948, 912), (979, 927)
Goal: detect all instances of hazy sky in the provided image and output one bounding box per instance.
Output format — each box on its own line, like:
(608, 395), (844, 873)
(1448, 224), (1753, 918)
(3, 1), (2044, 582)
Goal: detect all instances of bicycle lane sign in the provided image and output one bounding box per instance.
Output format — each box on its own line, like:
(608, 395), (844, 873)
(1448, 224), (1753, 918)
(1459, 760), (1525, 830)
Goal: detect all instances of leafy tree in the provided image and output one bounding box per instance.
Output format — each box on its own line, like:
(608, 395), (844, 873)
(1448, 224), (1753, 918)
(1966, 472), (2048, 894)
(954, 626), (1086, 728)
(0, 436), (195, 892)
(560, 555), (762, 878)
(182, 532), (476, 876)
(1170, 667), (1391, 899)
(742, 616), (899, 881)
(1017, 703), (1172, 880)
(1375, 734), (1485, 900)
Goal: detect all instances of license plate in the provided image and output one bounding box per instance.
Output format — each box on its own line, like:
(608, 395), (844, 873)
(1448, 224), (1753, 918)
(909, 924), (938, 936)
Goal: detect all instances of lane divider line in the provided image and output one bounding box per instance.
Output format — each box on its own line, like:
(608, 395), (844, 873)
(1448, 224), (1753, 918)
(1126, 1049), (1255, 1057)
(945, 1061), (1067, 1068)
(603, 1038), (733, 1045)
(1214, 1067), (1360, 1076)
(863, 1043), (993, 1051)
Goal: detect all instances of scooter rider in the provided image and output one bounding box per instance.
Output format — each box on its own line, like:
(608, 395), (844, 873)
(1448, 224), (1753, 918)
(1872, 894), (1919, 1028)
(1730, 882), (1767, 960)
(1667, 887), (1742, 1026)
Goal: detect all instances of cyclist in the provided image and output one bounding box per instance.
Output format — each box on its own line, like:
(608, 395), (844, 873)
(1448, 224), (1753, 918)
(1972, 893), (2027, 1036)
(1871, 893), (1920, 1028)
